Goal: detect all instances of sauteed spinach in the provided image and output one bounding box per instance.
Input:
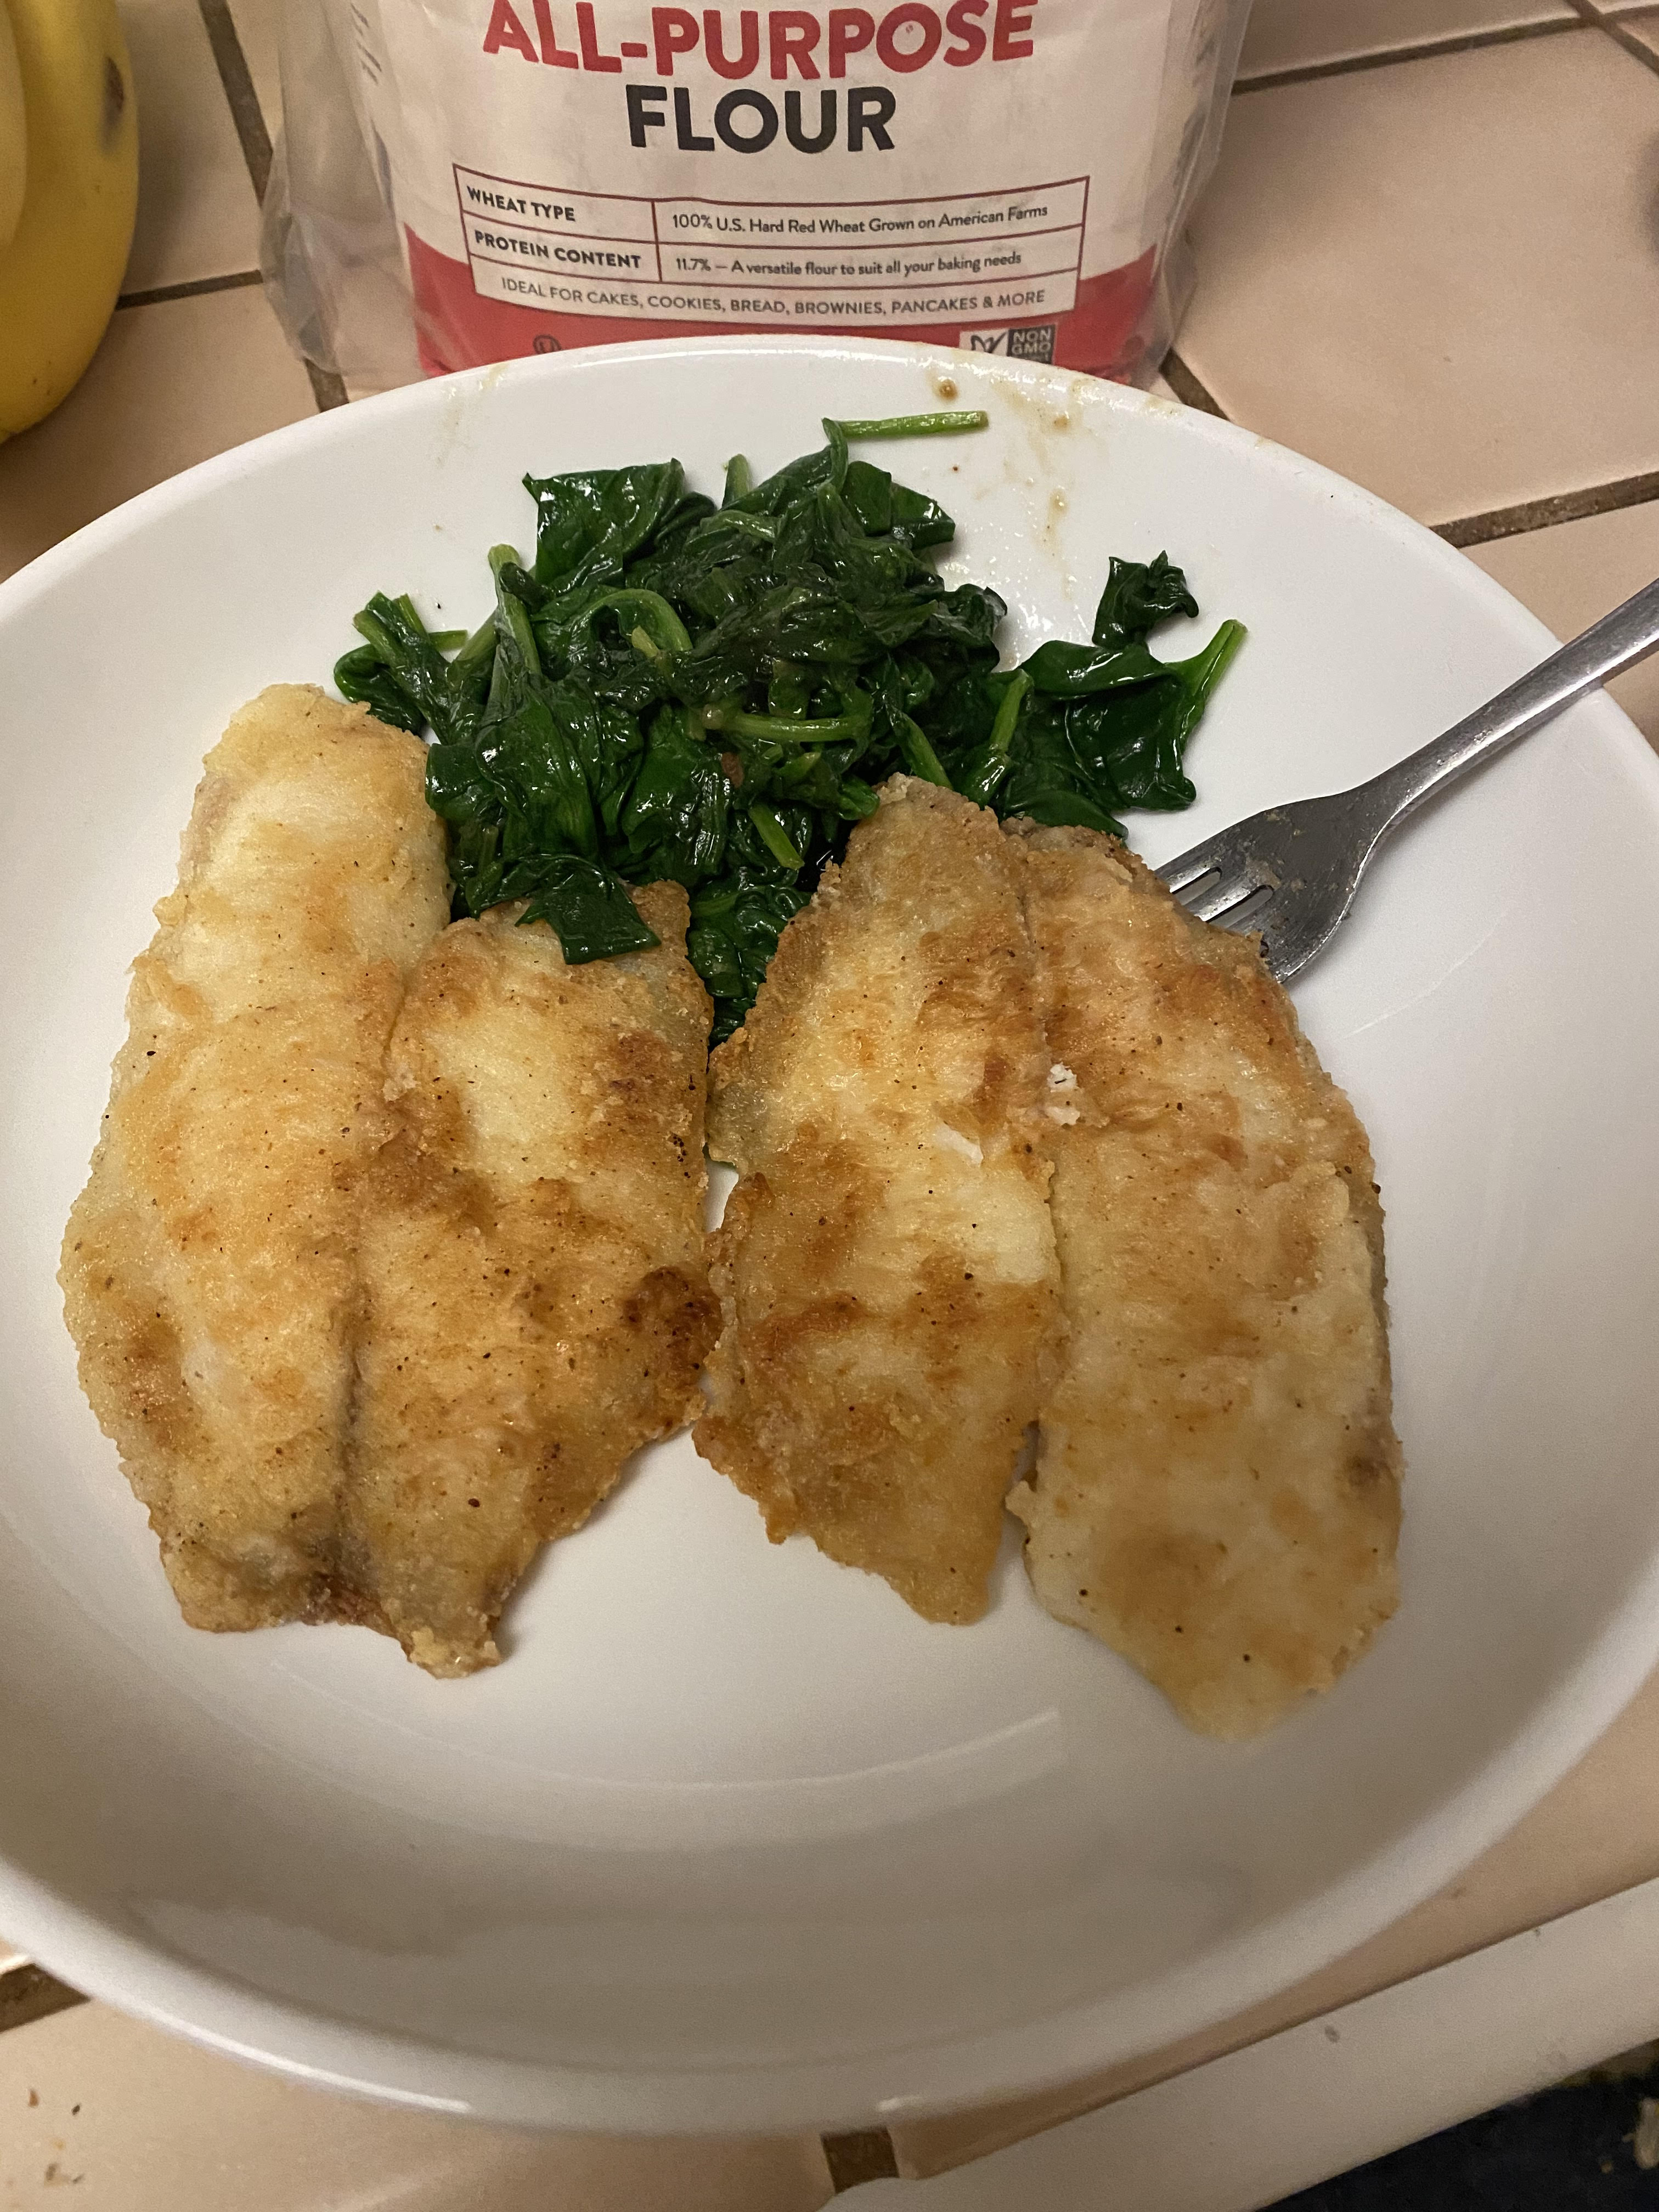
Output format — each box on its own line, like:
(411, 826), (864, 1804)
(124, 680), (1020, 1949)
(336, 410), (1244, 1041)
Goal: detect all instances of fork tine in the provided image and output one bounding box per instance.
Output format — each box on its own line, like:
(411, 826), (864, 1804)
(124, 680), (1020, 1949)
(1156, 839), (1229, 895)
(1204, 882), (1277, 933)
(1156, 822), (1273, 923)
(1176, 870), (1270, 926)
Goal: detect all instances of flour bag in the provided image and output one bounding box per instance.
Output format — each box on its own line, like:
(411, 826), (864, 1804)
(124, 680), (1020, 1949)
(262, 0), (1250, 388)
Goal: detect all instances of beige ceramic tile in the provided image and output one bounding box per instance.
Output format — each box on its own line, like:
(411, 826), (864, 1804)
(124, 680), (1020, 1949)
(1181, 32), (1659, 527)
(119, 0), (263, 294)
(227, 0), (284, 140)
(0, 2004), (835, 2211)
(1238, 0), (1575, 80)
(0, 287), (316, 583)
(1467, 502), (1659, 747)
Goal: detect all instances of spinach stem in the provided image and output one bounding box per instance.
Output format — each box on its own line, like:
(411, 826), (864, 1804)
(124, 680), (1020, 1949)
(895, 713), (953, 788)
(352, 608), (399, 662)
(582, 586), (693, 656)
(988, 668), (1031, 757)
(1178, 617), (1248, 697)
(488, 545), (542, 672)
(829, 410), (991, 439)
(748, 802), (804, 870)
(698, 507), (777, 542)
(451, 618), (496, 675)
(705, 705), (870, 743)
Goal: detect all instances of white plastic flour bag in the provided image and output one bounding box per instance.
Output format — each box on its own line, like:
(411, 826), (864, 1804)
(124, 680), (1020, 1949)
(262, 0), (1250, 388)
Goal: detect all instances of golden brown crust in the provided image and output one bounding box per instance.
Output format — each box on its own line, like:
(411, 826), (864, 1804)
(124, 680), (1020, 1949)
(1003, 820), (1401, 1737)
(59, 685), (452, 1630)
(695, 778), (1060, 1624)
(340, 887), (717, 1675)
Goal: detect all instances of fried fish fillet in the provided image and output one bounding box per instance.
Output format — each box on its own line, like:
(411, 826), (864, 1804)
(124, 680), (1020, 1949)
(696, 778), (1059, 1624)
(341, 888), (718, 1675)
(1005, 823), (1401, 1738)
(60, 685), (451, 1630)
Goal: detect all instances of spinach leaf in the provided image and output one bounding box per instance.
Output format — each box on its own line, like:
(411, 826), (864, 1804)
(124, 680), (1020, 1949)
(1021, 636), (1176, 698)
(1065, 621), (1246, 814)
(1092, 552), (1200, 646)
(689, 871), (811, 1044)
(622, 710), (731, 886)
(526, 461), (687, 584)
(520, 856), (659, 963)
(336, 592), (489, 746)
(334, 642), (426, 737)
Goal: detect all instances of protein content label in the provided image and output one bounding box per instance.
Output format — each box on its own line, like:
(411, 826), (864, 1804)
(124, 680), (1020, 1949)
(457, 167), (1087, 326)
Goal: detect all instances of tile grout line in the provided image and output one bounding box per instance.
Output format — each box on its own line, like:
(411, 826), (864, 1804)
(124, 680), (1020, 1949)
(1435, 470), (1659, 548)
(1602, 25), (1659, 76)
(1161, 350), (1228, 420)
(117, 268), (264, 312)
(195, 0), (271, 201)
(0, 1963), (87, 2037)
(194, 0), (351, 411)
(1233, 14), (1587, 91)
(822, 2128), (901, 2190)
(305, 364), (353, 412)
(1573, 0), (1659, 78)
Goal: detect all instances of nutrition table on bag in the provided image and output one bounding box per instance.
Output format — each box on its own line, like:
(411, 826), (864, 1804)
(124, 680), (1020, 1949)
(453, 165), (1088, 325)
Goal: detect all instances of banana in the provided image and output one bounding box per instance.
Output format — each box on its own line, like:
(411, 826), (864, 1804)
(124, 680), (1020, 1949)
(0, 0), (138, 441)
(0, 5), (26, 256)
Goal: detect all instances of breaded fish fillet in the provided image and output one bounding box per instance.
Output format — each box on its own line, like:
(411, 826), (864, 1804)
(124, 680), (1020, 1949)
(1005, 823), (1401, 1739)
(60, 685), (450, 1630)
(341, 888), (718, 1675)
(696, 778), (1059, 1624)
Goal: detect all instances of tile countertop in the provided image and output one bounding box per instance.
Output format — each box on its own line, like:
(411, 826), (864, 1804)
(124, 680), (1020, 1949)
(5, 1), (1659, 2205)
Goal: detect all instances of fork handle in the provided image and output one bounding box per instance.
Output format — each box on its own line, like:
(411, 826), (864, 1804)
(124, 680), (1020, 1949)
(1361, 573), (1659, 830)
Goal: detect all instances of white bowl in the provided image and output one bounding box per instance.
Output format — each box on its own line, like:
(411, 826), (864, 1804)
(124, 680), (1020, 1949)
(3, 338), (1658, 2136)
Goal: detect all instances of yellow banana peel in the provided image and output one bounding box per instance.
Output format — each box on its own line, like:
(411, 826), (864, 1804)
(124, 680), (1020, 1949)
(0, 5), (27, 257)
(0, 0), (139, 441)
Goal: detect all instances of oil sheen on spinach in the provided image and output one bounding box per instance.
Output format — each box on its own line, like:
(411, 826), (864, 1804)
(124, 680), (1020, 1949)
(335, 411), (1244, 1043)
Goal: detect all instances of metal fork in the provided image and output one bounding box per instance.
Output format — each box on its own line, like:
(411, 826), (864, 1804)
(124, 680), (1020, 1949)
(1156, 574), (1659, 980)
